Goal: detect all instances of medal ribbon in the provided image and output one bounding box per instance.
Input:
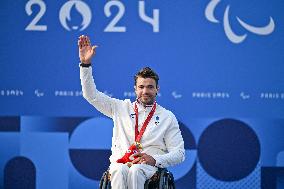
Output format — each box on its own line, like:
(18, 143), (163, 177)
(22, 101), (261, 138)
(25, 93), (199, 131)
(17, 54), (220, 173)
(134, 101), (157, 142)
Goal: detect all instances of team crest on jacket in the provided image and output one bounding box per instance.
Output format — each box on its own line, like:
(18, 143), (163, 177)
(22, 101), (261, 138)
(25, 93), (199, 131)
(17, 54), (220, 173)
(155, 116), (160, 125)
(130, 113), (135, 119)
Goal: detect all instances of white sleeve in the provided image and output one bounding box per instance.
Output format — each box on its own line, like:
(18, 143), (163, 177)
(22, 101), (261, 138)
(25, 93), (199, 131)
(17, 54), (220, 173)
(152, 114), (185, 168)
(80, 66), (122, 118)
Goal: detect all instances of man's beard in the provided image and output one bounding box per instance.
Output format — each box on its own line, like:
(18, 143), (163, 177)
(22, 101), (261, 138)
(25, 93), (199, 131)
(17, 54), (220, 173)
(138, 95), (155, 105)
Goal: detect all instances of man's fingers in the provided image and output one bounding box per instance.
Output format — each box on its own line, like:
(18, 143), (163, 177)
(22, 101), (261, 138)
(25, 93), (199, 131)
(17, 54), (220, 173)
(78, 35), (87, 47)
(132, 155), (146, 164)
(132, 152), (142, 157)
(131, 152), (142, 164)
(140, 157), (146, 164)
(139, 154), (155, 165)
(84, 36), (90, 46)
(87, 38), (91, 46)
(91, 46), (98, 55)
(82, 36), (86, 46)
(84, 36), (88, 46)
(131, 156), (141, 164)
(78, 35), (98, 49)
(78, 40), (83, 49)
(78, 35), (85, 48)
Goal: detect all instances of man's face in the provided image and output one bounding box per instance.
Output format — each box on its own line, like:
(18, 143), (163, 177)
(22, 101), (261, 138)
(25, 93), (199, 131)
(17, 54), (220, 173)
(134, 77), (159, 105)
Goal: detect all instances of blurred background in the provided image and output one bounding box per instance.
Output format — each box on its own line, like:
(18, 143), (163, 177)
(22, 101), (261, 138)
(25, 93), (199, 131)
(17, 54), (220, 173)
(0, 0), (283, 188)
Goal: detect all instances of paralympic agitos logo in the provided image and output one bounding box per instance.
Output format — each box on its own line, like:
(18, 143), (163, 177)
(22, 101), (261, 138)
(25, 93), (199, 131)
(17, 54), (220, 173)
(205, 0), (275, 44)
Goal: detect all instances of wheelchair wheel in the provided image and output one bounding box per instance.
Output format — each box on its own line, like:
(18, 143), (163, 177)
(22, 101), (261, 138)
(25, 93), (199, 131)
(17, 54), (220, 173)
(99, 168), (175, 189)
(168, 172), (175, 189)
(144, 179), (151, 189)
(107, 181), (111, 189)
(159, 170), (169, 189)
(99, 171), (106, 189)
(158, 169), (176, 189)
(99, 171), (110, 189)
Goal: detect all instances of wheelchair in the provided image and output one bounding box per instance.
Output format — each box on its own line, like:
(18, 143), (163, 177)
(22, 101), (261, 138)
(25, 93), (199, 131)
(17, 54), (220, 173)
(99, 167), (175, 189)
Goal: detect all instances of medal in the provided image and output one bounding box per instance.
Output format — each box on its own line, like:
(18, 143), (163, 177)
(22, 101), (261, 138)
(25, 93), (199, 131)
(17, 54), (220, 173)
(116, 142), (143, 165)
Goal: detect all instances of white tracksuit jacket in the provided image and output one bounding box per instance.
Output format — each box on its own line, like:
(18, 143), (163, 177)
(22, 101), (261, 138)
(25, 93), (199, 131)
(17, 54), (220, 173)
(80, 67), (185, 168)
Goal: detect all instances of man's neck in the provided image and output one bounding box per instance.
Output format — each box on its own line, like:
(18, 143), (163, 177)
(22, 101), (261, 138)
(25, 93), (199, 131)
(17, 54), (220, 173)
(136, 99), (155, 108)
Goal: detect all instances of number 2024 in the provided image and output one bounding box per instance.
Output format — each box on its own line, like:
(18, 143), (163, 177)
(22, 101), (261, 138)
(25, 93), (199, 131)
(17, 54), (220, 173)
(25, 0), (160, 32)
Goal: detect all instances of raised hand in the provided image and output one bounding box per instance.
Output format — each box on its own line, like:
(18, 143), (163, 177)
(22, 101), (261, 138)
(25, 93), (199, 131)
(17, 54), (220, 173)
(78, 35), (98, 64)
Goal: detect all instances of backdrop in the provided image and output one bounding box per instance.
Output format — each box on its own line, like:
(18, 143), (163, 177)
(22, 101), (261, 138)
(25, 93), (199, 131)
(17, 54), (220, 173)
(0, 0), (283, 188)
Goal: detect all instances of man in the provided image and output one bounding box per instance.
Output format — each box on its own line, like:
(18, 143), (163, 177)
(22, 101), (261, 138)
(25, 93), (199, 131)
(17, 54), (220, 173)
(78, 35), (185, 189)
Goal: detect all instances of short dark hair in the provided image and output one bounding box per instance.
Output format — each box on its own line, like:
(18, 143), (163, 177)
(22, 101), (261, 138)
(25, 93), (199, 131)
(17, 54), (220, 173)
(134, 67), (159, 87)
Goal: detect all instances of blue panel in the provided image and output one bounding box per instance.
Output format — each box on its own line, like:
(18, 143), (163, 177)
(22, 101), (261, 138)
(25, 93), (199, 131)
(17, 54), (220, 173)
(69, 117), (113, 149)
(0, 117), (20, 131)
(4, 156), (36, 189)
(0, 133), (20, 188)
(20, 133), (69, 189)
